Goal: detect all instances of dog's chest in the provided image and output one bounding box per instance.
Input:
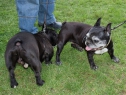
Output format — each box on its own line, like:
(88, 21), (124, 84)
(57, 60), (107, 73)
(95, 48), (108, 54)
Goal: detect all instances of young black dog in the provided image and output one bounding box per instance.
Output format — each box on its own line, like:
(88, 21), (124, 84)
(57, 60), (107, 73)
(56, 18), (119, 70)
(5, 28), (58, 88)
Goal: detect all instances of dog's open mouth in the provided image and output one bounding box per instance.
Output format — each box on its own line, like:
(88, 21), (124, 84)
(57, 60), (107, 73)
(85, 46), (94, 51)
(85, 46), (103, 51)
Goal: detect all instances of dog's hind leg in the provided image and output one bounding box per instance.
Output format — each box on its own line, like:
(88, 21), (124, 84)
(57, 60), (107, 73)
(56, 30), (70, 65)
(29, 59), (45, 86)
(56, 41), (65, 65)
(5, 53), (18, 88)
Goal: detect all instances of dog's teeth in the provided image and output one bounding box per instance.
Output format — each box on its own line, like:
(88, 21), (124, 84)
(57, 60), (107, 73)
(24, 63), (28, 68)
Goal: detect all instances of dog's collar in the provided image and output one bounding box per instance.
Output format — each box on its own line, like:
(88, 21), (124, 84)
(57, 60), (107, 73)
(82, 28), (92, 43)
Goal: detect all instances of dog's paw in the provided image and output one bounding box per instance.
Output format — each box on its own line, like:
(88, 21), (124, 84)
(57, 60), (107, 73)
(76, 47), (84, 51)
(56, 61), (62, 65)
(37, 80), (45, 86)
(112, 57), (120, 63)
(11, 82), (18, 88)
(90, 65), (98, 70)
(71, 43), (84, 52)
(45, 61), (52, 65)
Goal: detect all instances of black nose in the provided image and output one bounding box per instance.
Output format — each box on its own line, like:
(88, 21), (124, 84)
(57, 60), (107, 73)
(86, 42), (89, 46)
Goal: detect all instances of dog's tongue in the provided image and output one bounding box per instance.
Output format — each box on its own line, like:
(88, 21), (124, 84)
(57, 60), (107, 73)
(85, 46), (92, 51)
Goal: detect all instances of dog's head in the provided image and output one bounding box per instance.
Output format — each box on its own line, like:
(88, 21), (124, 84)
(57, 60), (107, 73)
(85, 18), (111, 51)
(45, 28), (58, 46)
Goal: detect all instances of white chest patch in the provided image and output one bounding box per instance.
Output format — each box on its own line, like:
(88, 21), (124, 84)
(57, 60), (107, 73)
(95, 48), (108, 54)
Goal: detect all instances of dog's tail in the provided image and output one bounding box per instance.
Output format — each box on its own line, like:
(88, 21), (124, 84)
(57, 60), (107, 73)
(14, 38), (25, 55)
(14, 38), (22, 46)
(14, 39), (26, 65)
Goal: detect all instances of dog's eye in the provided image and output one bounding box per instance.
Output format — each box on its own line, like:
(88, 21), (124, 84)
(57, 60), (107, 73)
(94, 40), (99, 43)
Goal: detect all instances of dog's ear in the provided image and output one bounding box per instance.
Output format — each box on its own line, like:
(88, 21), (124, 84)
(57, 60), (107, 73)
(94, 18), (101, 27)
(104, 23), (111, 34)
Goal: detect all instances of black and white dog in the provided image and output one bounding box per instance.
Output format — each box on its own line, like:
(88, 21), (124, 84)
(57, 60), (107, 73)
(56, 18), (119, 70)
(5, 28), (58, 88)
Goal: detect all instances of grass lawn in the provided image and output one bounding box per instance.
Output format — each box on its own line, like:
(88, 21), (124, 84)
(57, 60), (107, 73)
(0, 0), (126, 95)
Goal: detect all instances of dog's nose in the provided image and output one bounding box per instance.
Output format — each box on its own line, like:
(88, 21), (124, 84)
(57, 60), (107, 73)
(85, 42), (89, 46)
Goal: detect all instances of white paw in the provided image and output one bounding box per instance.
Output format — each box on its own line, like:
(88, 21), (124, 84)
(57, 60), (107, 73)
(14, 85), (17, 88)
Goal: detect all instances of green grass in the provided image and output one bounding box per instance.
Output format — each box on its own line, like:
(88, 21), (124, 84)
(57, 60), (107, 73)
(0, 0), (126, 95)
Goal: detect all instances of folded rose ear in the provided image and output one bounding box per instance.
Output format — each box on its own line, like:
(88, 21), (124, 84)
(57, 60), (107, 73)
(94, 18), (101, 27)
(104, 23), (111, 34)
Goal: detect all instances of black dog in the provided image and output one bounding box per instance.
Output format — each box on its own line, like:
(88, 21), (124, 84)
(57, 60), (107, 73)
(56, 18), (119, 70)
(5, 28), (58, 88)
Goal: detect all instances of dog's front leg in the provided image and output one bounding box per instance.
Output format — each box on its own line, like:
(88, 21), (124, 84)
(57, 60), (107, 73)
(107, 42), (120, 63)
(44, 51), (53, 65)
(87, 51), (98, 70)
(71, 43), (84, 51)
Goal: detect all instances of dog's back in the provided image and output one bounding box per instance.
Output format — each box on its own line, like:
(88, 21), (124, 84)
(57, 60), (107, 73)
(58, 22), (92, 46)
(5, 32), (39, 51)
